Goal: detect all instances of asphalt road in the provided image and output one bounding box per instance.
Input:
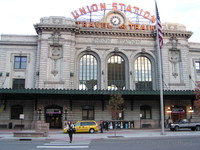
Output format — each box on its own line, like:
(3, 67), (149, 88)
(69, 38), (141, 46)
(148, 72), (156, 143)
(89, 136), (200, 150)
(0, 136), (200, 150)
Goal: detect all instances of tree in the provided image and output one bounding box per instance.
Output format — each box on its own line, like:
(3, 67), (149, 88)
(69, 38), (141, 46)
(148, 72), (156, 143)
(107, 94), (124, 136)
(194, 81), (200, 113)
(108, 94), (124, 119)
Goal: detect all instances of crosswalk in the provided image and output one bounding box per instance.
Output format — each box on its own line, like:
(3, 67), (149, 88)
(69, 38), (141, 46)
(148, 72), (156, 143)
(36, 140), (90, 149)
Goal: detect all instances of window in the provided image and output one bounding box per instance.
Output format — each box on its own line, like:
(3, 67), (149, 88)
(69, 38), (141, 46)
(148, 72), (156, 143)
(81, 122), (95, 126)
(195, 61), (200, 73)
(12, 79), (25, 89)
(14, 56), (27, 69)
(140, 105), (152, 119)
(82, 106), (94, 120)
(79, 55), (97, 90)
(107, 55), (125, 90)
(11, 105), (23, 119)
(135, 56), (152, 90)
(75, 122), (81, 126)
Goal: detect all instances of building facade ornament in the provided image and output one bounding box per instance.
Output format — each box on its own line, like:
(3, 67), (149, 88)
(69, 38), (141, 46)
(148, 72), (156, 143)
(169, 50), (180, 78)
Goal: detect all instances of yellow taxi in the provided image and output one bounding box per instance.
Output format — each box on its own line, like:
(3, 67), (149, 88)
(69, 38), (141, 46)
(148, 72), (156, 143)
(63, 120), (99, 133)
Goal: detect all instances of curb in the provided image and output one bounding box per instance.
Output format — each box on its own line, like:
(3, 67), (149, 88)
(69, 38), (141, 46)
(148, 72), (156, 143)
(1, 129), (200, 141)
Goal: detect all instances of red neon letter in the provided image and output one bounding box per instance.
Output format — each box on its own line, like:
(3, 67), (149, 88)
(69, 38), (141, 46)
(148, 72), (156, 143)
(143, 11), (150, 19)
(112, 3), (117, 10)
(141, 25), (146, 30)
(139, 9), (143, 15)
(89, 22), (94, 28)
(100, 3), (106, 10)
(75, 21), (81, 25)
(129, 24), (134, 29)
(107, 23), (113, 29)
(150, 26), (155, 30)
(86, 6), (91, 13)
(119, 3), (125, 11)
(125, 5), (132, 13)
(92, 4), (98, 12)
(71, 11), (79, 19)
(119, 24), (127, 29)
(101, 22), (106, 28)
(82, 22), (87, 27)
(133, 7), (139, 14)
(94, 22), (100, 28)
(79, 7), (87, 15)
(135, 24), (139, 30)
(150, 15), (156, 23)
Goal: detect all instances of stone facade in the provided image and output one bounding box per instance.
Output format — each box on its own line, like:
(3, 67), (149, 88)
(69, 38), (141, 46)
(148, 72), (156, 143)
(0, 11), (200, 129)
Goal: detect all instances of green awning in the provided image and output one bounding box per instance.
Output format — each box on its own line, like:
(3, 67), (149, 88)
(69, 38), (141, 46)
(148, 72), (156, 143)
(0, 88), (195, 96)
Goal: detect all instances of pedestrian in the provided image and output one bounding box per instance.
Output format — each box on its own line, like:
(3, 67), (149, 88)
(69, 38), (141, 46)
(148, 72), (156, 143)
(66, 121), (75, 143)
(100, 120), (103, 133)
(105, 121), (109, 131)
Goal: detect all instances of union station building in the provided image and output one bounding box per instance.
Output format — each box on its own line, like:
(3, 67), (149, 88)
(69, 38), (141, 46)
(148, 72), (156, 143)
(0, 3), (200, 129)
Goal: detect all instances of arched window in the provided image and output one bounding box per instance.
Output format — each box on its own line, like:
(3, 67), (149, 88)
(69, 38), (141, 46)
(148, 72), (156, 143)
(135, 56), (152, 90)
(79, 55), (97, 90)
(11, 105), (23, 119)
(140, 105), (152, 119)
(107, 55), (125, 90)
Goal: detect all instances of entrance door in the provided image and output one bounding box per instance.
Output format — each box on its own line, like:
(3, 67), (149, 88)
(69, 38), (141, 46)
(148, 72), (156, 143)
(45, 105), (62, 128)
(171, 106), (186, 122)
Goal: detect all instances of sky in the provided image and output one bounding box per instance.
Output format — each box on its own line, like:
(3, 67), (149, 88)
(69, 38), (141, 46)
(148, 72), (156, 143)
(0, 0), (200, 42)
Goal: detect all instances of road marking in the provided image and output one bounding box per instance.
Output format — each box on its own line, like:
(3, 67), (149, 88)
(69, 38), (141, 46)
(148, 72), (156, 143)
(44, 143), (89, 145)
(36, 145), (88, 149)
(49, 141), (91, 145)
(37, 140), (90, 149)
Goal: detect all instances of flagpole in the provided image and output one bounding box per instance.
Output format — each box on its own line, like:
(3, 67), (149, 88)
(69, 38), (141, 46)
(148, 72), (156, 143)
(157, 32), (165, 135)
(155, 0), (165, 135)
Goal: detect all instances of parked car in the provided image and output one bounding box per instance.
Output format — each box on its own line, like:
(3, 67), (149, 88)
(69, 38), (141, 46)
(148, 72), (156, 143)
(169, 119), (200, 131)
(63, 120), (99, 133)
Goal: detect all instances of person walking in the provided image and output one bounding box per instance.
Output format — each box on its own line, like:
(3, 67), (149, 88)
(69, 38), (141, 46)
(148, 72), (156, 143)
(105, 121), (109, 131)
(66, 121), (75, 143)
(100, 120), (103, 133)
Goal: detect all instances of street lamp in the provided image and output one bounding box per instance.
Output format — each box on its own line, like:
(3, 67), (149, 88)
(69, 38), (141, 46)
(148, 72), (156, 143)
(166, 107), (172, 119)
(37, 108), (42, 120)
(166, 107), (172, 128)
(64, 109), (68, 121)
(188, 107), (194, 120)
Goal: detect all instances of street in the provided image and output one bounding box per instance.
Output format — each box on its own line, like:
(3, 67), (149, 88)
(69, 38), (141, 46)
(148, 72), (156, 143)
(0, 136), (200, 150)
(89, 136), (200, 150)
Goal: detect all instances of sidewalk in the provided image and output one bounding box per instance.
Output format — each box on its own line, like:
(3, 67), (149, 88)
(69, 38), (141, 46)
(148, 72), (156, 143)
(0, 128), (200, 141)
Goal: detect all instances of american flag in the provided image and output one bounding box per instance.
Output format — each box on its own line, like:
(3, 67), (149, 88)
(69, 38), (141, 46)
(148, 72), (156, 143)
(155, 1), (163, 49)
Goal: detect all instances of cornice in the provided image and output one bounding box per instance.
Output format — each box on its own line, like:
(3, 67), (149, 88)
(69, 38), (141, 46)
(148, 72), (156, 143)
(34, 24), (79, 34)
(34, 24), (155, 38)
(78, 29), (155, 37)
(0, 41), (37, 46)
(163, 30), (193, 39)
(189, 48), (200, 52)
(34, 24), (193, 39)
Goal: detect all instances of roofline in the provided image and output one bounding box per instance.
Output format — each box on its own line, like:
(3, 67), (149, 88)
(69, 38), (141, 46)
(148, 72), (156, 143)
(0, 88), (195, 96)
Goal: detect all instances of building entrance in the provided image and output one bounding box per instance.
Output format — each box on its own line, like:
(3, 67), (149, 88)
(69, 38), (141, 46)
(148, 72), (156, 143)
(171, 105), (186, 122)
(45, 105), (62, 128)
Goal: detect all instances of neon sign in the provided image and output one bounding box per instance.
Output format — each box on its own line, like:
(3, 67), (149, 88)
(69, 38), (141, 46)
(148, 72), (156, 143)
(75, 21), (155, 31)
(71, 3), (156, 23)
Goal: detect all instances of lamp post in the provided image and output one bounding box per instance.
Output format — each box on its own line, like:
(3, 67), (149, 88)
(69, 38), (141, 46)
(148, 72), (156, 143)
(166, 107), (172, 127)
(37, 108), (42, 120)
(188, 107), (194, 121)
(64, 109), (68, 121)
(166, 107), (172, 119)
